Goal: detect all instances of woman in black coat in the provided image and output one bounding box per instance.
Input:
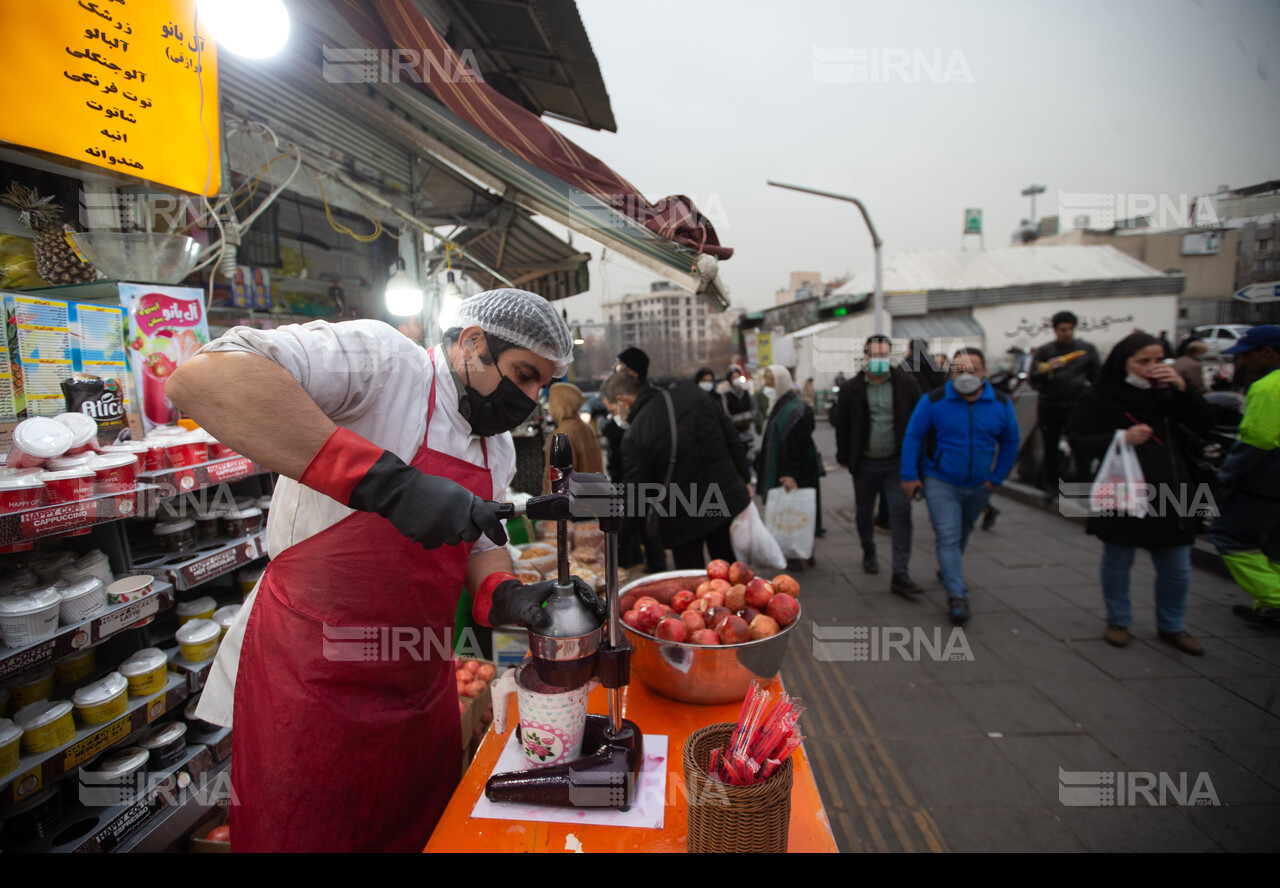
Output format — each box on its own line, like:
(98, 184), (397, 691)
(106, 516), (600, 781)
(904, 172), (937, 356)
(756, 364), (823, 569)
(1068, 332), (1214, 656)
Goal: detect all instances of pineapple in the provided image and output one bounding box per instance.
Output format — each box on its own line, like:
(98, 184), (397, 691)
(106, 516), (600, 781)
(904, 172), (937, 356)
(1, 183), (98, 285)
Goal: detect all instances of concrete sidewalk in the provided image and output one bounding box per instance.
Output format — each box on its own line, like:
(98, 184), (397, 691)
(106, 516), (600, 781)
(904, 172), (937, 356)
(780, 423), (1280, 852)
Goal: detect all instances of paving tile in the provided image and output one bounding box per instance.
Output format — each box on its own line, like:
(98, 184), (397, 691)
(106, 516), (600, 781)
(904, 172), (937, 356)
(927, 807), (1084, 852)
(855, 683), (980, 737)
(1199, 731), (1280, 790)
(1071, 638), (1199, 680)
(984, 586), (1078, 611)
(1124, 677), (1280, 733)
(1021, 607), (1113, 640)
(992, 734), (1129, 805)
(1092, 731), (1280, 806)
(1181, 804), (1280, 852)
(947, 682), (1081, 735)
(921, 639), (1026, 684)
(1033, 680), (1184, 733)
(1215, 677), (1280, 718)
(1217, 634), (1280, 667)
(890, 736), (1044, 807)
(1056, 807), (1222, 852)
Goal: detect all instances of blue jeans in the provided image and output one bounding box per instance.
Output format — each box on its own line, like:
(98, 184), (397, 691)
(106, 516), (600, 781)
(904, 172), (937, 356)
(1100, 543), (1191, 633)
(923, 476), (992, 599)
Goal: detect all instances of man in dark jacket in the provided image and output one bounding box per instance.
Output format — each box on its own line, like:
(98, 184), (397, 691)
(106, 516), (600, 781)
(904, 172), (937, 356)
(835, 335), (923, 594)
(1208, 326), (1280, 626)
(605, 371), (751, 569)
(1031, 311), (1101, 495)
(604, 348), (666, 573)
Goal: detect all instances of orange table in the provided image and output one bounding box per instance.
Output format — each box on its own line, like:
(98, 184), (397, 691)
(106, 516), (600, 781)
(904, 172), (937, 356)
(425, 675), (837, 853)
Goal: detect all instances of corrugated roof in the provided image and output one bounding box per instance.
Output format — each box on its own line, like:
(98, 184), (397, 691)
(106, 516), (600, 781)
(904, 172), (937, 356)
(833, 246), (1170, 297)
(893, 315), (985, 340)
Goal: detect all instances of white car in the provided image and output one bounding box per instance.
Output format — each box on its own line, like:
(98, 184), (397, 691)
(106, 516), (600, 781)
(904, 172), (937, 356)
(1190, 325), (1253, 358)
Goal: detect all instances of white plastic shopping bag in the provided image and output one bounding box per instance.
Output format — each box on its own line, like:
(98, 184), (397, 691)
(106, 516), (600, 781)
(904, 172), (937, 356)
(1089, 430), (1149, 518)
(730, 501), (786, 571)
(763, 486), (817, 561)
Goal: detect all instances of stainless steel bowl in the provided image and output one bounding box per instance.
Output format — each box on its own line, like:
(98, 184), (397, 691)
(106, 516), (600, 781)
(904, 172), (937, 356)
(619, 570), (801, 705)
(69, 232), (200, 284)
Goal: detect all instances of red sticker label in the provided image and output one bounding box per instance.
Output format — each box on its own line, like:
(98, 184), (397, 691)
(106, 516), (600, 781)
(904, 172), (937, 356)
(206, 458), (253, 484)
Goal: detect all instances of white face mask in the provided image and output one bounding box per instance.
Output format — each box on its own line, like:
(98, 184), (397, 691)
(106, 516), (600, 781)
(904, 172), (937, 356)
(699, 381), (714, 392)
(730, 377), (744, 390)
(1125, 372), (1152, 390)
(761, 385), (776, 400)
(614, 414), (629, 430)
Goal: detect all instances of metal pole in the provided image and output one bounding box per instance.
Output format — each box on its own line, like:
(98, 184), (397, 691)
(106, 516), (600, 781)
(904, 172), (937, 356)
(766, 180), (884, 335)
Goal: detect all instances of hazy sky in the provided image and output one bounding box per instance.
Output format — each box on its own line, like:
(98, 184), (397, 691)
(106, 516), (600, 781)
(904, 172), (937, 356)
(536, 0), (1280, 322)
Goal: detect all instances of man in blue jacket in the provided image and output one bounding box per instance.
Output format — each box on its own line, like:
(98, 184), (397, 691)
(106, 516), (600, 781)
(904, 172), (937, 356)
(901, 348), (1021, 624)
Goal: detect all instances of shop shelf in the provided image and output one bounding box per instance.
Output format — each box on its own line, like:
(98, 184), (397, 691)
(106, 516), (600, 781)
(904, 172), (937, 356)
(0, 581), (175, 683)
(0, 670), (189, 806)
(166, 646), (217, 693)
(137, 455), (271, 498)
(126, 532), (267, 592)
(0, 485), (160, 544)
(112, 755), (231, 853)
(2, 743), (225, 853)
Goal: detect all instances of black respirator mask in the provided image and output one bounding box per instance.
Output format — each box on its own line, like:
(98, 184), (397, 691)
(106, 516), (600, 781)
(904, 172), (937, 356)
(464, 362), (536, 437)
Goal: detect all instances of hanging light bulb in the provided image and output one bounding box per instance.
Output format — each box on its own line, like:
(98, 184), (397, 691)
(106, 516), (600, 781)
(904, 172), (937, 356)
(437, 244), (464, 330)
(196, 0), (291, 59)
(385, 257), (424, 317)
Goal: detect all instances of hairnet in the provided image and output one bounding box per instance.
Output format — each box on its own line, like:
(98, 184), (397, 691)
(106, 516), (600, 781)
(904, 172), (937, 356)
(454, 288), (574, 377)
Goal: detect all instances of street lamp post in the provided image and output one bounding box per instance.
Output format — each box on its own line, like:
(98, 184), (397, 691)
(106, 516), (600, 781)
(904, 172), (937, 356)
(766, 181), (885, 335)
(1021, 184), (1046, 222)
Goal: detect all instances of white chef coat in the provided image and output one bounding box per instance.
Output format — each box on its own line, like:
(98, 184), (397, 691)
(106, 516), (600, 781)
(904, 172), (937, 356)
(194, 320), (516, 726)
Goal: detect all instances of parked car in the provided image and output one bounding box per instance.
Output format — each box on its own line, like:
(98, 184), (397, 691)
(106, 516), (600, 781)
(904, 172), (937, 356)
(1190, 324), (1253, 357)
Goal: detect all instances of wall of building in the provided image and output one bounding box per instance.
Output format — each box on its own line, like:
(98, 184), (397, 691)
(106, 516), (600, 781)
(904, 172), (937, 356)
(972, 294), (1178, 364)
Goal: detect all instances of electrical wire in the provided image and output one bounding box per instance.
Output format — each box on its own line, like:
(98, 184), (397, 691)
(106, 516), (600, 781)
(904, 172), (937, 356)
(313, 171), (387, 243)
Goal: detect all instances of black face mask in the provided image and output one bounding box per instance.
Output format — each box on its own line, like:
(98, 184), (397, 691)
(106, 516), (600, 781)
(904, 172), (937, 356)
(464, 363), (537, 437)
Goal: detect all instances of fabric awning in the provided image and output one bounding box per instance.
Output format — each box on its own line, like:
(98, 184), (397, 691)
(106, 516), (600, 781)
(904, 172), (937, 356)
(331, 0), (731, 306)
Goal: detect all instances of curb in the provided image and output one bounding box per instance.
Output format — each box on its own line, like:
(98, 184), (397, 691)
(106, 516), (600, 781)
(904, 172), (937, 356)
(993, 480), (1233, 579)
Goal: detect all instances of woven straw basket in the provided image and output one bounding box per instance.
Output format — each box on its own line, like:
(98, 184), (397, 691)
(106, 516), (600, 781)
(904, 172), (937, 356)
(682, 722), (793, 853)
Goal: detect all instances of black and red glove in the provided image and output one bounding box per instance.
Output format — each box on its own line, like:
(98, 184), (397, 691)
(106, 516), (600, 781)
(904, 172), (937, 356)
(300, 427), (507, 550)
(475, 572), (606, 630)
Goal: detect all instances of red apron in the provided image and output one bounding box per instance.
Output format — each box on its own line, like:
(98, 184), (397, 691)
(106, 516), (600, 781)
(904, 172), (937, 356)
(230, 352), (491, 852)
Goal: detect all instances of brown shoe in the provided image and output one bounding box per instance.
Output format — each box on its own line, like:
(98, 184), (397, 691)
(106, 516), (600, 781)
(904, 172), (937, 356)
(1104, 624), (1130, 647)
(1157, 629), (1205, 657)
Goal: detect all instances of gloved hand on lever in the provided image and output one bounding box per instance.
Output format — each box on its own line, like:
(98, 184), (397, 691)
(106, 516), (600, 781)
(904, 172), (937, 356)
(300, 427), (507, 549)
(488, 576), (606, 630)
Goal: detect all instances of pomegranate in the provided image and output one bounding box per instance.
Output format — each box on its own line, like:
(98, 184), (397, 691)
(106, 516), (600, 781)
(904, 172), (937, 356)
(772, 574), (801, 599)
(740, 605), (761, 624)
(703, 590), (726, 609)
(706, 559), (731, 581)
(695, 581), (716, 599)
(725, 584), (747, 612)
(455, 668), (471, 683)
(655, 617), (688, 643)
(464, 679), (486, 698)
(707, 607), (734, 630)
(636, 600), (668, 633)
(765, 592), (800, 627)
(744, 578), (775, 610)
(681, 610), (706, 634)
(476, 663), (496, 682)
(717, 615), (750, 645)
(623, 609), (642, 631)
(690, 629), (721, 645)
(464, 660), (481, 675)
(709, 578), (731, 595)
(748, 614), (780, 639)
(671, 590), (695, 614)
(728, 561), (754, 586)
(687, 597), (710, 615)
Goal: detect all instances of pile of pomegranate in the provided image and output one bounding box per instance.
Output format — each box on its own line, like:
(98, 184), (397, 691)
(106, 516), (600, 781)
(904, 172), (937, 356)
(620, 561), (801, 646)
(455, 659), (496, 738)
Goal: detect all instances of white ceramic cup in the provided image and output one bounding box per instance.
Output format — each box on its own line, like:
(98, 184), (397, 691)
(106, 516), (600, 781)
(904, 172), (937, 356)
(491, 660), (598, 769)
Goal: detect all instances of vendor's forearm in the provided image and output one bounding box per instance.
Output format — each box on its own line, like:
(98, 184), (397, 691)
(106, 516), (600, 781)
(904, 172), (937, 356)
(167, 352), (337, 480)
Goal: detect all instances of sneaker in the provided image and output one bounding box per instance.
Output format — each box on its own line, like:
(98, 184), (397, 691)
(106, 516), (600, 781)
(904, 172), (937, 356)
(982, 506), (1000, 531)
(1157, 629), (1205, 656)
(947, 597), (970, 625)
(1233, 604), (1280, 629)
(1104, 624), (1130, 647)
(891, 573), (923, 597)
(862, 551), (879, 574)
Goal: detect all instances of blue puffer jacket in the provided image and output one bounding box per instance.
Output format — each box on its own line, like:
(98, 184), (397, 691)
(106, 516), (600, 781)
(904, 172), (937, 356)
(900, 381), (1021, 487)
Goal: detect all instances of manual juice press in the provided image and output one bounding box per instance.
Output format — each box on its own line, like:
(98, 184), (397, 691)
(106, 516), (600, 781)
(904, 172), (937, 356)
(486, 433), (643, 809)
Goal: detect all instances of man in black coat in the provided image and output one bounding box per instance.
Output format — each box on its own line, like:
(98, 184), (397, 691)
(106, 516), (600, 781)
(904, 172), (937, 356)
(1030, 310), (1101, 495)
(604, 371), (752, 569)
(835, 335), (924, 595)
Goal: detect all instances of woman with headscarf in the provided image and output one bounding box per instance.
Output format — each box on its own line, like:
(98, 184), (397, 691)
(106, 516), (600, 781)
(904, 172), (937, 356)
(694, 367), (717, 398)
(756, 365), (823, 569)
(1067, 332), (1214, 656)
(542, 382), (605, 493)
